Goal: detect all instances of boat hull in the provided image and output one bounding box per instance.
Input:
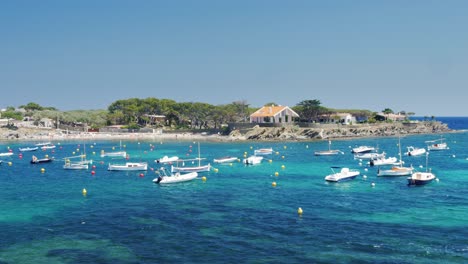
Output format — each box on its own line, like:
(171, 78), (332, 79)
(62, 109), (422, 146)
(153, 172), (198, 184)
(108, 162), (148, 171)
(171, 164), (211, 173)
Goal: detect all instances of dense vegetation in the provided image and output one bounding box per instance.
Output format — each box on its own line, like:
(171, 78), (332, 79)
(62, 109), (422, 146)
(1, 98), (417, 130)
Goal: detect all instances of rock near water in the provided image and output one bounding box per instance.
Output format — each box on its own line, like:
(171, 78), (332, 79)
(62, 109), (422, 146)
(230, 121), (451, 141)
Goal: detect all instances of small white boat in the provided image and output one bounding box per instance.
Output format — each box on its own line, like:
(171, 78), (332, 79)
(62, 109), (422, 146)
(64, 163), (89, 170)
(35, 142), (52, 146)
(101, 151), (127, 158)
(254, 148), (273, 155)
(0, 152), (14, 157)
(407, 153), (436, 186)
(153, 168), (198, 184)
(19, 147), (39, 152)
(325, 167), (360, 182)
(171, 163), (211, 173)
(354, 152), (385, 160)
(41, 145), (56, 150)
(406, 146), (426, 156)
(351, 146), (375, 154)
(108, 162), (148, 171)
(426, 137), (449, 151)
(315, 140), (342, 156)
(171, 142), (210, 172)
(155, 156), (179, 164)
(369, 156), (398, 166)
(378, 165), (414, 176)
(243, 155), (263, 165)
(213, 156), (238, 164)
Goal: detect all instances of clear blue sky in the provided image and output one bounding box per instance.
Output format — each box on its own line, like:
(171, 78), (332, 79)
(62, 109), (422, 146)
(1, 0), (467, 116)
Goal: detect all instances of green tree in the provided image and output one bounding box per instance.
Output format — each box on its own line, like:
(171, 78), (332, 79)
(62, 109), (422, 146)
(295, 99), (322, 122)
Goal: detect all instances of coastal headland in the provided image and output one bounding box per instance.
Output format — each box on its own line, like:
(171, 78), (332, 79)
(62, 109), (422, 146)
(0, 121), (452, 143)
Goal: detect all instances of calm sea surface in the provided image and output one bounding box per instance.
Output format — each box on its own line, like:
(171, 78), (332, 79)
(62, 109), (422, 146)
(0, 118), (467, 263)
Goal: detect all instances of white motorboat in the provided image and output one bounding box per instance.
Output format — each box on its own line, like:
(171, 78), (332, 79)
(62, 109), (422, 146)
(35, 142), (52, 146)
(243, 155), (263, 165)
(41, 145), (56, 150)
(314, 140), (343, 156)
(351, 146), (375, 154)
(153, 168), (198, 184)
(0, 152), (14, 157)
(369, 156), (398, 166)
(155, 156), (179, 164)
(213, 156), (238, 164)
(354, 152), (385, 160)
(407, 153), (436, 186)
(19, 147), (39, 152)
(426, 137), (449, 151)
(100, 151), (127, 158)
(254, 148), (273, 155)
(406, 146), (426, 156)
(108, 162), (148, 171)
(325, 167), (360, 182)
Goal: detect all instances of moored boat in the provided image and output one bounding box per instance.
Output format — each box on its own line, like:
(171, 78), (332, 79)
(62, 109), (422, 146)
(407, 153), (436, 186)
(406, 146), (426, 156)
(315, 140), (343, 156)
(155, 156), (179, 164)
(153, 168), (198, 184)
(243, 155), (263, 165)
(351, 146), (375, 154)
(213, 156), (238, 164)
(254, 148), (273, 155)
(325, 167), (360, 182)
(31, 155), (53, 164)
(19, 147), (39, 152)
(108, 162), (148, 171)
(426, 137), (449, 151)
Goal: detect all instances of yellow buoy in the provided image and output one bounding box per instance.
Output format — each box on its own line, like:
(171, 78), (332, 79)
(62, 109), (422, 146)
(284, 146), (287, 149)
(275, 151), (279, 155)
(92, 151), (96, 155)
(76, 148), (80, 152)
(275, 172), (279, 176)
(281, 165), (285, 169)
(8, 162), (12, 166)
(250, 146), (253, 149)
(202, 176), (207, 182)
(269, 159), (272, 163)
(297, 207), (303, 215)
(112, 147), (115, 150)
(281, 156), (285, 159)
(41, 168), (45, 173)
(72, 152), (76, 155)
(45, 154), (49, 158)
(214, 168), (219, 173)
(229, 163), (233, 166)
(90, 145), (94, 148)
(82, 188), (87, 196)
(272, 181), (277, 187)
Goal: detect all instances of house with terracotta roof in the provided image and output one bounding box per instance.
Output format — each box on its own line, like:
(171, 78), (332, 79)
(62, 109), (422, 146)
(250, 105), (299, 124)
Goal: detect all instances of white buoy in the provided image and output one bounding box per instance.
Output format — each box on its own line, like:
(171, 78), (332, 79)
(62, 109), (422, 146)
(363, 175), (367, 179)
(419, 165), (423, 168)
(452, 155), (456, 158)
(435, 178), (439, 182)
(371, 182), (375, 187)
(364, 168), (368, 172)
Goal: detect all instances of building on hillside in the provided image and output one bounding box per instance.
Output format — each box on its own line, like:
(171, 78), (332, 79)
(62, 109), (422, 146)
(318, 113), (357, 125)
(250, 105), (299, 124)
(375, 112), (406, 122)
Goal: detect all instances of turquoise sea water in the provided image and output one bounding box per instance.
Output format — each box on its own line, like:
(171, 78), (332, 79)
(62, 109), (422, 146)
(0, 128), (467, 263)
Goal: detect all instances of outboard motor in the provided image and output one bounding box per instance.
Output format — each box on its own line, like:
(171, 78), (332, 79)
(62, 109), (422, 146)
(155, 176), (163, 184)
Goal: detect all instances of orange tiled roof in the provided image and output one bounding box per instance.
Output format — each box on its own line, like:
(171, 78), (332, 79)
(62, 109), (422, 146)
(251, 106), (295, 117)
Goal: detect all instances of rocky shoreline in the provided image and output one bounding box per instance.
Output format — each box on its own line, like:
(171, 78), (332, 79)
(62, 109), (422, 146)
(228, 121), (453, 141)
(0, 121), (454, 143)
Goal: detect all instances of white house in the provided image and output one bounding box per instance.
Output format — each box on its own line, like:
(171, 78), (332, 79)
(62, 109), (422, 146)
(250, 105), (299, 124)
(319, 113), (357, 125)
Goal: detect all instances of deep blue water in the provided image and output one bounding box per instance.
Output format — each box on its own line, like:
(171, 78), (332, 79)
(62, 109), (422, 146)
(0, 129), (467, 263)
(411, 116), (468, 130)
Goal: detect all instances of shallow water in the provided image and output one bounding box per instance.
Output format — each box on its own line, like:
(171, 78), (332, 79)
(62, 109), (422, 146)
(0, 131), (467, 263)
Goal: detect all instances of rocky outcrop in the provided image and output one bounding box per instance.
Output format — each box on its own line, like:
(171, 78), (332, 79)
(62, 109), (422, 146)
(229, 121), (452, 141)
